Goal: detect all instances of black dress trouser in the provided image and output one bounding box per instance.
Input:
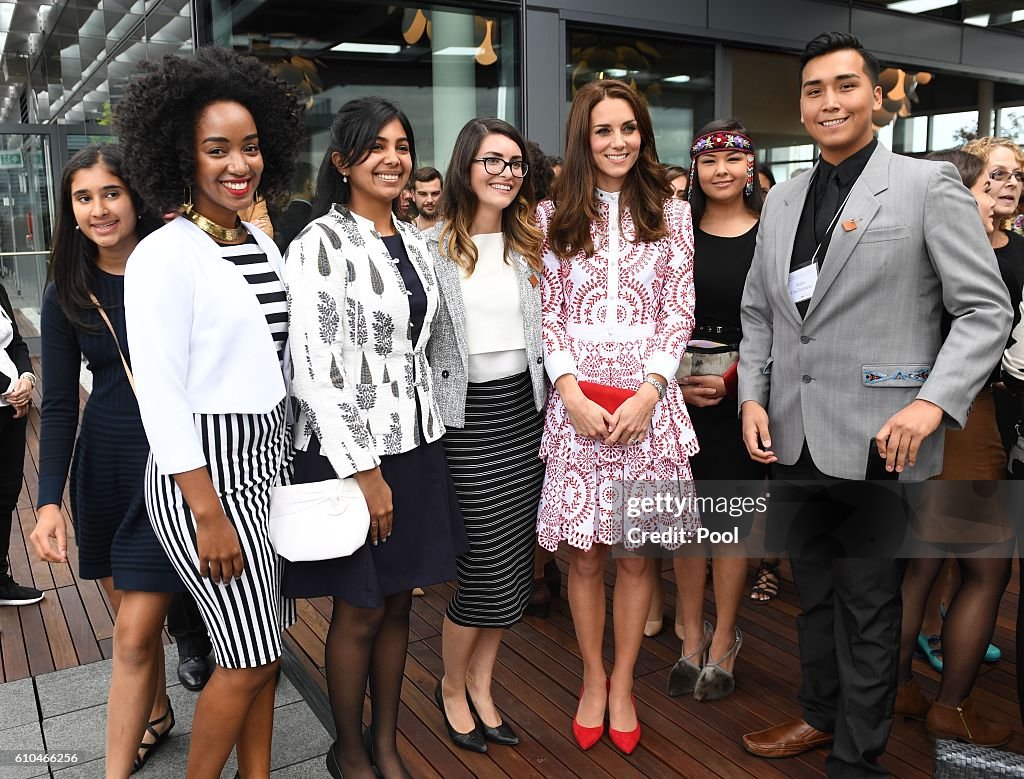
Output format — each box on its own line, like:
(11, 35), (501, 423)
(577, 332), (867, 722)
(0, 405), (27, 576)
(167, 591), (213, 658)
(771, 444), (904, 779)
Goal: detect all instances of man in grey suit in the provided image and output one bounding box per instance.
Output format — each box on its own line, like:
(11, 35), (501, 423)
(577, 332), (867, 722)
(738, 32), (1011, 777)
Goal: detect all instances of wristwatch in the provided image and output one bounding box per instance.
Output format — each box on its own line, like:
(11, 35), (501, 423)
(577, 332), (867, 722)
(643, 375), (666, 401)
(19, 371), (36, 389)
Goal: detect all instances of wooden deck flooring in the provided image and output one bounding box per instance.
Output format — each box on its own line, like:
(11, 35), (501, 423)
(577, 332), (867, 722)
(3, 357), (1023, 777)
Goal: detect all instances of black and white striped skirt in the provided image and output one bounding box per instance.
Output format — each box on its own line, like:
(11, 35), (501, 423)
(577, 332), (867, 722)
(443, 371), (545, 628)
(145, 401), (295, 669)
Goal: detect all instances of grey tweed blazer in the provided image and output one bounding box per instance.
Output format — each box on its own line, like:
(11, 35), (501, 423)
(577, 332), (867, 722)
(738, 143), (1011, 481)
(424, 224), (546, 428)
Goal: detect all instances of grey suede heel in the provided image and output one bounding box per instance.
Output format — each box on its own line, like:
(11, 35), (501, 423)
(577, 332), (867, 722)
(693, 627), (743, 701)
(667, 620), (712, 696)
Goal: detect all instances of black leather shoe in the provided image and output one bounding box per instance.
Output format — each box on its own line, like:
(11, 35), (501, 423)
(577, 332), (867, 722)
(467, 692), (519, 745)
(177, 654), (212, 691)
(434, 681), (487, 753)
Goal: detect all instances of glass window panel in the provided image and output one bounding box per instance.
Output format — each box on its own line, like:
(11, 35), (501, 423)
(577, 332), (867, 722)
(963, 1), (1024, 32)
(854, 0), (963, 22)
(567, 27), (715, 166)
(930, 109), (978, 148)
(208, 0), (519, 174)
(999, 106), (1024, 143)
(890, 114), (929, 153)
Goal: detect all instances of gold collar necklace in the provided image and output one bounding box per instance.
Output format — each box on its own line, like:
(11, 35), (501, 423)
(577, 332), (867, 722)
(183, 204), (247, 243)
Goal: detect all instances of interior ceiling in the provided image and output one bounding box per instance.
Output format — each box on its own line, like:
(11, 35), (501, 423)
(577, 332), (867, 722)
(0, 0), (192, 125)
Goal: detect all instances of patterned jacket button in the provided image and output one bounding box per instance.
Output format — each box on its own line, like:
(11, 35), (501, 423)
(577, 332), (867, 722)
(800, 335), (810, 344)
(441, 370), (450, 379)
(801, 374), (812, 383)
(536, 356), (543, 364)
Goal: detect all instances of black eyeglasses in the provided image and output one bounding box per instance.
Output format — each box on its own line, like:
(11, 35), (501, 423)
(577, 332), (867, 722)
(474, 157), (529, 177)
(989, 168), (1024, 184)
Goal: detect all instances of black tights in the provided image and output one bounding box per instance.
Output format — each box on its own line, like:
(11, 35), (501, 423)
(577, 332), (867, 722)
(900, 547), (1012, 705)
(325, 591), (413, 779)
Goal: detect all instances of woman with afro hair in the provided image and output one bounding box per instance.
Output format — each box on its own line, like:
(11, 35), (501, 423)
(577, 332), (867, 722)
(114, 45), (303, 777)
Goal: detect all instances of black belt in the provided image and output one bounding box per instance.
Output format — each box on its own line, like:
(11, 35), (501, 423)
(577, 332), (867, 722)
(693, 322), (741, 341)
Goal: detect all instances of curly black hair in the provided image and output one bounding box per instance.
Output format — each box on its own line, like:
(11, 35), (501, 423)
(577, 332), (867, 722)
(113, 45), (304, 214)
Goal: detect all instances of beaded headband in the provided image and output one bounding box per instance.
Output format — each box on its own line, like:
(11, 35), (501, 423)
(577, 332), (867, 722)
(687, 130), (757, 199)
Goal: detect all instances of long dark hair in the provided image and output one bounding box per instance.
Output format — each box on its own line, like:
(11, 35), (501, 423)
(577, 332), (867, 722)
(928, 149), (986, 188)
(687, 118), (764, 227)
(312, 96), (417, 220)
(438, 118), (543, 274)
(48, 144), (161, 330)
(549, 79), (671, 260)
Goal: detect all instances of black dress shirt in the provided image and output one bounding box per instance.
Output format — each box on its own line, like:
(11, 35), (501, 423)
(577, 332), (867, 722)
(790, 139), (877, 316)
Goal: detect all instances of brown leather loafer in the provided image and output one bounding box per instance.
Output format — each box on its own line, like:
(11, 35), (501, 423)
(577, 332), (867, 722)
(743, 718), (833, 758)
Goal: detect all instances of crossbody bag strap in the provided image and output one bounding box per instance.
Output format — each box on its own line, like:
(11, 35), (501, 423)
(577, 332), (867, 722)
(88, 293), (135, 394)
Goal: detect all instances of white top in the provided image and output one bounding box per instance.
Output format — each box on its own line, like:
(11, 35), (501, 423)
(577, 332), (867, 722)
(125, 217), (288, 474)
(539, 190), (692, 385)
(461, 233), (527, 382)
(0, 304), (16, 400)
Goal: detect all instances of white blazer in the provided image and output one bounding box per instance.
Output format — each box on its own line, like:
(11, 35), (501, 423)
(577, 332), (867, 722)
(125, 216), (288, 474)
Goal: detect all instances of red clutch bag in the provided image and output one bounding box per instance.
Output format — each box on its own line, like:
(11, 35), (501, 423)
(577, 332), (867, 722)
(721, 362), (738, 397)
(577, 381), (634, 414)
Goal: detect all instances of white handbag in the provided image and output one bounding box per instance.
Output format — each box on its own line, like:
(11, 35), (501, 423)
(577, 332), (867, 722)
(269, 477), (371, 562)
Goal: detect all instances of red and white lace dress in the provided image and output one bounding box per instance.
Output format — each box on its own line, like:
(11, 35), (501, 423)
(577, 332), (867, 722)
(536, 190), (700, 552)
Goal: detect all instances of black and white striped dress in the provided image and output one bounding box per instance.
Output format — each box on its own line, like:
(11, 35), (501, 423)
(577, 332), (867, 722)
(146, 235), (294, 669)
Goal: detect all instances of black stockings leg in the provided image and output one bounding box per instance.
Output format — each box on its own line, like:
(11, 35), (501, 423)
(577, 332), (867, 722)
(325, 599), (384, 779)
(368, 590), (413, 779)
(937, 548), (1013, 706)
(898, 557), (944, 685)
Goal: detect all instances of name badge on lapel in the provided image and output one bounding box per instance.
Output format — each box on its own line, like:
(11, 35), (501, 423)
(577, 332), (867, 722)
(788, 264), (817, 304)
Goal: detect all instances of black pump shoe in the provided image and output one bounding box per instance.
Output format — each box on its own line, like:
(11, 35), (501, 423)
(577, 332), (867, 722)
(325, 742), (343, 778)
(467, 692), (519, 745)
(434, 681), (487, 753)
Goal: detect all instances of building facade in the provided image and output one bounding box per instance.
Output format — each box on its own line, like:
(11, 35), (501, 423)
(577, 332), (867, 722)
(3, 0), (1024, 321)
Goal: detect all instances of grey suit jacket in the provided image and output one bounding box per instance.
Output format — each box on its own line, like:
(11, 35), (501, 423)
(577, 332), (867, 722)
(739, 143), (1012, 481)
(424, 224), (546, 428)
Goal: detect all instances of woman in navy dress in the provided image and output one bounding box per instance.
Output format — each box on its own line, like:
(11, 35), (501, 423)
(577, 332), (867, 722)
(29, 144), (177, 775)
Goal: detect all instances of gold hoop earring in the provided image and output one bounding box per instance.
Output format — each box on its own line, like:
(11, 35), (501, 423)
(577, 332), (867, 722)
(182, 185), (194, 213)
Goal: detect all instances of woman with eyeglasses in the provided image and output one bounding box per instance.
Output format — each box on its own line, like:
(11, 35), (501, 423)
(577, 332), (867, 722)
(963, 138), (1024, 303)
(426, 118), (546, 753)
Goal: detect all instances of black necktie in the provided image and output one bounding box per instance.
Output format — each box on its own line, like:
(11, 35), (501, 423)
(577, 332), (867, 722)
(814, 169), (841, 247)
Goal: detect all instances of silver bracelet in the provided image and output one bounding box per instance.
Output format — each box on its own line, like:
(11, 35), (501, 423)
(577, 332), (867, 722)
(643, 375), (666, 401)
(18, 372), (36, 389)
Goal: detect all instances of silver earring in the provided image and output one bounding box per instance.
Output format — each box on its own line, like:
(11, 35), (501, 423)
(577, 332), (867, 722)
(342, 174), (348, 183)
(74, 225), (80, 231)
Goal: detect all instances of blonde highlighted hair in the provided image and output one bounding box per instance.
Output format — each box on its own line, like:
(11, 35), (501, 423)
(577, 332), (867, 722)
(962, 136), (1024, 170)
(438, 118), (542, 274)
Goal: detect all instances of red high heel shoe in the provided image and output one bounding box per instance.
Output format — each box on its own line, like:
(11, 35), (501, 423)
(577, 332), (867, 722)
(608, 692), (641, 754)
(572, 686), (605, 750)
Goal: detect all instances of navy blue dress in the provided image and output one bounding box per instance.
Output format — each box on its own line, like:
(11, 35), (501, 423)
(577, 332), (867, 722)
(38, 271), (181, 591)
(282, 235), (467, 608)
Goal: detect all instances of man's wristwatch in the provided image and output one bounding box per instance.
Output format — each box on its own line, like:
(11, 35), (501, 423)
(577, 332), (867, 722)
(643, 375), (666, 401)
(19, 372), (36, 389)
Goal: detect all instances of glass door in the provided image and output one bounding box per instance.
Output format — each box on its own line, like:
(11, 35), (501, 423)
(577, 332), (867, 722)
(0, 125), (60, 353)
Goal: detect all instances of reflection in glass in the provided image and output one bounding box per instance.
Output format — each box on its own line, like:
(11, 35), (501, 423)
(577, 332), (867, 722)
(567, 28), (715, 166)
(209, 1), (520, 173)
